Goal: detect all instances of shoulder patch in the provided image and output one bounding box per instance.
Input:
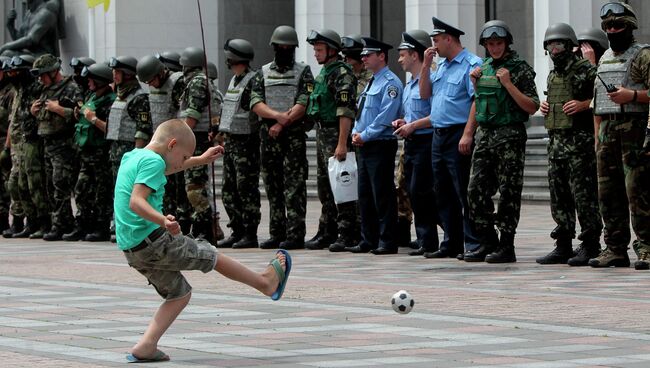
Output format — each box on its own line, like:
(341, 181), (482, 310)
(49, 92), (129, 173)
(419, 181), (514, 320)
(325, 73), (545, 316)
(306, 82), (314, 93)
(387, 85), (399, 99)
(339, 90), (349, 103)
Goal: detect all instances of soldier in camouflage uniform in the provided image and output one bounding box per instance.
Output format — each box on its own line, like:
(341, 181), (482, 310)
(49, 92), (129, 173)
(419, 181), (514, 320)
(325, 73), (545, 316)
(177, 47), (221, 244)
(69, 57), (95, 100)
(460, 20), (539, 263)
(29, 54), (84, 241)
(5, 55), (49, 239)
(536, 23), (602, 266)
(137, 55), (191, 233)
(589, 3), (650, 270)
(304, 29), (359, 252)
(216, 39), (261, 249)
(251, 25), (314, 250)
(62, 63), (116, 241)
(0, 56), (15, 232)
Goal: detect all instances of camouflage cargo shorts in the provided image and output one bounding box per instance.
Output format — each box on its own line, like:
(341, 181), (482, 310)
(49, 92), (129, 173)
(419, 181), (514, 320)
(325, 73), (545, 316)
(123, 229), (218, 300)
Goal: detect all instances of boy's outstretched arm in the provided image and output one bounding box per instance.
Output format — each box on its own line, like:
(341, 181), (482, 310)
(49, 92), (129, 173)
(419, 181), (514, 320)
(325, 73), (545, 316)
(130, 184), (181, 235)
(181, 145), (224, 171)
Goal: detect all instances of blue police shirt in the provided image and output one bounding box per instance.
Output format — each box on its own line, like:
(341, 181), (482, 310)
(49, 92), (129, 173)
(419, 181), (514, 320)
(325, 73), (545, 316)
(401, 70), (433, 135)
(429, 49), (482, 128)
(353, 66), (403, 142)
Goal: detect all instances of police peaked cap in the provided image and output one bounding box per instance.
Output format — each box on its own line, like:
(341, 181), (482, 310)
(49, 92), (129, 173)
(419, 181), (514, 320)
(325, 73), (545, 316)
(430, 17), (465, 38)
(360, 37), (393, 56)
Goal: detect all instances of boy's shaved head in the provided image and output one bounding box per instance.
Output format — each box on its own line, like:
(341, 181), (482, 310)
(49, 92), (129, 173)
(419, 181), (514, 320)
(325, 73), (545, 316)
(152, 119), (196, 149)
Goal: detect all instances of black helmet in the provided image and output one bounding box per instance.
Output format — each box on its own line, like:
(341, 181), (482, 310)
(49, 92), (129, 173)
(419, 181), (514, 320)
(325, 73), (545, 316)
(543, 23), (578, 48)
(206, 61), (218, 80)
(156, 51), (182, 72)
(81, 62), (114, 84)
(341, 34), (364, 52)
(108, 55), (138, 74)
(137, 55), (165, 83)
(224, 39), (254, 62)
(306, 29), (342, 50)
(179, 46), (205, 68)
(398, 30), (431, 51)
(9, 55), (35, 70)
(270, 25), (299, 47)
(479, 20), (513, 45)
(70, 56), (96, 69)
(577, 27), (609, 50)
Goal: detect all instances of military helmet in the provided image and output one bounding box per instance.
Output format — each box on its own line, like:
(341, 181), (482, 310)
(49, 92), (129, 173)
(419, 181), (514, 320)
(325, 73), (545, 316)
(206, 61), (218, 80)
(479, 20), (513, 45)
(0, 56), (11, 72)
(136, 55), (165, 83)
(577, 27), (609, 50)
(31, 54), (61, 76)
(270, 25), (299, 47)
(156, 51), (182, 72)
(341, 34), (364, 52)
(307, 29), (342, 50)
(69, 56), (96, 69)
(398, 30), (431, 51)
(108, 55), (138, 74)
(224, 38), (254, 62)
(9, 55), (35, 70)
(543, 22), (578, 47)
(179, 46), (205, 68)
(600, 2), (637, 30)
(81, 62), (114, 84)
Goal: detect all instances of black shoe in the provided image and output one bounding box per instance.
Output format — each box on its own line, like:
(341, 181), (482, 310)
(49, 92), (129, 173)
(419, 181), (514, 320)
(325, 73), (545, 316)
(408, 247), (426, 256)
(0, 214), (9, 233)
(485, 247), (517, 263)
(85, 231), (111, 242)
(3, 216), (25, 238)
(279, 240), (304, 250)
(464, 246), (492, 262)
(456, 253), (464, 260)
(216, 234), (241, 248)
(536, 245), (573, 265)
(424, 250), (455, 258)
(62, 228), (86, 241)
(371, 247), (397, 255)
(13, 224), (37, 238)
(260, 238), (284, 249)
(408, 240), (420, 249)
(43, 228), (64, 241)
(304, 234), (335, 250)
(568, 244), (601, 267)
(345, 244), (372, 253)
(232, 235), (258, 249)
(328, 238), (354, 252)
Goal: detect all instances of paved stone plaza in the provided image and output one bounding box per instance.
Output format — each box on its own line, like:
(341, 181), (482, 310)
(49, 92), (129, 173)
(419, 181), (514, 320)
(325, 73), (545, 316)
(1, 202), (650, 367)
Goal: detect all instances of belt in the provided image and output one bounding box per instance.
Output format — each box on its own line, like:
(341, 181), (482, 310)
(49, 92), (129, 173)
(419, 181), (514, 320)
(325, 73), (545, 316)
(598, 113), (646, 121)
(315, 121), (337, 129)
(433, 124), (464, 135)
(123, 227), (166, 253)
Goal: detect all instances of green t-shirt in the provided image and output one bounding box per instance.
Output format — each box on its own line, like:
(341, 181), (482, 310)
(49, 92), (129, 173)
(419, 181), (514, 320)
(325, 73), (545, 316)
(114, 148), (167, 250)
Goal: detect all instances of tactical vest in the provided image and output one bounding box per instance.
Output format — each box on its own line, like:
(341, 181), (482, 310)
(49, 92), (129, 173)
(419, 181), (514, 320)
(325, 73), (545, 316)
(475, 58), (529, 127)
(307, 61), (351, 124)
(219, 71), (258, 134)
(106, 87), (147, 142)
(262, 62), (307, 113)
(594, 43), (650, 115)
(75, 92), (115, 147)
(179, 72), (216, 133)
(149, 71), (182, 131)
(544, 58), (591, 130)
(37, 77), (76, 136)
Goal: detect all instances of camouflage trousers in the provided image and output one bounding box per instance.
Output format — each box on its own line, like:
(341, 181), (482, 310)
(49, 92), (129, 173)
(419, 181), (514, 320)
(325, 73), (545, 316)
(221, 133), (261, 236)
(0, 136), (9, 217)
(548, 130), (602, 241)
(163, 171), (192, 231)
(597, 118), (650, 254)
(314, 125), (360, 241)
(109, 140), (135, 184)
(74, 144), (112, 224)
(395, 145), (413, 222)
(184, 133), (213, 231)
(468, 125), (526, 238)
(8, 139), (49, 220)
(42, 136), (76, 230)
(260, 124), (307, 241)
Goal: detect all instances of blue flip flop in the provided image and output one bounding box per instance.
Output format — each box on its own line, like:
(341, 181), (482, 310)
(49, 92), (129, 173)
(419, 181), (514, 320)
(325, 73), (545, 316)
(126, 349), (170, 363)
(270, 249), (292, 301)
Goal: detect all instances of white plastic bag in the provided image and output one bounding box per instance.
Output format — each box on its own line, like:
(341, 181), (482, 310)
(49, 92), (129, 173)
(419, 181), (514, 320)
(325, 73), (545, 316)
(328, 152), (358, 204)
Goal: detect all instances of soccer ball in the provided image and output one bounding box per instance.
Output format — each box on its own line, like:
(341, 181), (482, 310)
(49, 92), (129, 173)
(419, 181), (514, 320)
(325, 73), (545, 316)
(391, 290), (414, 314)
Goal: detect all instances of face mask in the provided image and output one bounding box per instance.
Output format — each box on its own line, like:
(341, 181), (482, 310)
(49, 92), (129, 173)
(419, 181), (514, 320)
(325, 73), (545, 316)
(274, 48), (295, 67)
(607, 28), (634, 52)
(550, 50), (573, 69)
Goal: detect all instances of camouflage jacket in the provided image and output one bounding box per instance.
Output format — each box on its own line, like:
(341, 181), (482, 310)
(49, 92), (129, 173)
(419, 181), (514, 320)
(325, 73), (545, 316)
(550, 54), (597, 128)
(116, 79), (153, 142)
(355, 68), (373, 102)
(34, 76), (84, 136)
(10, 78), (42, 142)
(0, 82), (16, 139)
(628, 47), (650, 89)
(179, 69), (209, 121)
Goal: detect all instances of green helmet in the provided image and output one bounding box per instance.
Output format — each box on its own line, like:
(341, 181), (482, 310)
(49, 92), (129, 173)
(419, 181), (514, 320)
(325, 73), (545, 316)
(136, 55), (165, 83)
(270, 25), (299, 46)
(156, 51), (182, 72)
(600, 2), (637, 30)
(31, 54), (61, 76)
(306, 29), (341, 50)
(206, 61), (218, 80)
(10, 55), (35, 70)
(179, 46), (205, 68)
(69, 56), (96, 69)
(223, 39), (254, 62)
(479, 20), (513, 45)
(81, 62), (113, 84)
(577, 27), (609, 50)
(398, 30), (431, 51)
(543, 23), (578, 47)
(108, 56), (138, 74)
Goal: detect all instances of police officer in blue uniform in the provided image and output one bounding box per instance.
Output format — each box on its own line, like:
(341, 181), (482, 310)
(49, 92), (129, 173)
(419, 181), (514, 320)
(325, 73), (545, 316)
(348, 37), (403, 255)
(419, 17), (482, 259)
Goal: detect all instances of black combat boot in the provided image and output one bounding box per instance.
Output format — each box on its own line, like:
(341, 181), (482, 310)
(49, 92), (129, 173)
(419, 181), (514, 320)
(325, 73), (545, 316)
(2, 216), (24, 238)
(43, 226), (65, 241)
(396, 216), (411, 248)
(29, 216), (51, 239)
(485, 232), (517, 263)
(0, 213), (9, 233)
(216, 233), (242, 248)
(85, 221), (111, 242)
(536, 238), (573, 264)
(260, 237), (284, 249)
(465, 228), (498, 262)
(13, 217), (37, 238)
(232, 234), (258, 249)
(568, 239), (601, 267)
(63, 217), (86, 241)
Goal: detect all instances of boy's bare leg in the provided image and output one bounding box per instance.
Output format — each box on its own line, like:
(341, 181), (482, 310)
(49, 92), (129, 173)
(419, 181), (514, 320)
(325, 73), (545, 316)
(215, 252), (286, 297)
(130, 292), (191, 359)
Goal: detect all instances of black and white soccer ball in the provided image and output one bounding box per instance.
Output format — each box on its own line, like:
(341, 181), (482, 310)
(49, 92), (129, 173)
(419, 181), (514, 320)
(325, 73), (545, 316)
(391, 290), (414, 314)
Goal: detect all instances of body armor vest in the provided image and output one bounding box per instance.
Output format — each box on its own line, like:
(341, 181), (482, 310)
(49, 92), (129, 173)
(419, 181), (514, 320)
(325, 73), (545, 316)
(594, 43), (650, 115)
(179, 72), (215, 133)
(149, 71), (182, 131)
(307, 61), (351, 124)
(475, 58), (529, 127)
(37, 77), (76, 136)
(545, 58), (591, 130)
(106, 87), (146, 142)
(262, 62), (306, 113)
(219, 71), (258, 134)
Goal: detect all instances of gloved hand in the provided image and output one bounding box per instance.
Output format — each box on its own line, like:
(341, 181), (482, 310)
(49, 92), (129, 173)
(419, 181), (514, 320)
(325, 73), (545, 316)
(0, 147), (11, 172)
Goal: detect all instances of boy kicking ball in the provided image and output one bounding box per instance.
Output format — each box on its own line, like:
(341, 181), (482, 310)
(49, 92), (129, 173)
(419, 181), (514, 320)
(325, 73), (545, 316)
(114, 119), (292, 363)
